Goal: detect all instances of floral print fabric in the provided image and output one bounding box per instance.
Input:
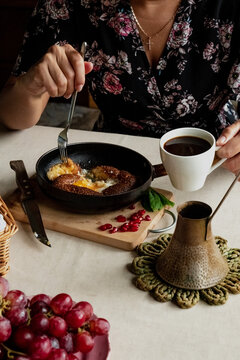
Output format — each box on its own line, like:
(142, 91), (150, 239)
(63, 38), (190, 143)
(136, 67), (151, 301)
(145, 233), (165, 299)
(13, 0), (240, 138)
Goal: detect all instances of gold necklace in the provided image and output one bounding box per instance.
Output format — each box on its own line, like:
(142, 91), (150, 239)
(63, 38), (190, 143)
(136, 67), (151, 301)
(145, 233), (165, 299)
(130, 2), (180, 51)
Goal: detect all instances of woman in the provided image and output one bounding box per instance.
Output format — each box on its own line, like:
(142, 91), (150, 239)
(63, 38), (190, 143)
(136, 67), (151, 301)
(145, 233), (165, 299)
(0, 0), (240, 175)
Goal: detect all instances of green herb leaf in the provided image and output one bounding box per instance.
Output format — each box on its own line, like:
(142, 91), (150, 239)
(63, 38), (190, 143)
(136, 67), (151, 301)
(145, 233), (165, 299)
(141, 187), (174, 212)
(149, 188), (163, 211)
(141, 193), (153, 212)
(151, 188), (175, 208)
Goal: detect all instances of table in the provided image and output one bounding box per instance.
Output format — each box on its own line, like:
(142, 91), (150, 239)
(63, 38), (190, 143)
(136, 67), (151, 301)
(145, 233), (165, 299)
(0, 125), (239, 360)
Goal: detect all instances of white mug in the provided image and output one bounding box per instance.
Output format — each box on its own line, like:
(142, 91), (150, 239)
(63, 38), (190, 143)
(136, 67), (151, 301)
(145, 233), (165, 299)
(159, 127), (226, 191)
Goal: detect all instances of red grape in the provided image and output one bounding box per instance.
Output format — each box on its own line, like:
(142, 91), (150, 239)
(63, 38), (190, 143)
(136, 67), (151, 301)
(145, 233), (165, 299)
(5, 290), (27, 308)
(73, 301), (93, 321)
(0, 316), (11, 342)
(48, 316), (67, 338)
(13, 325), (34, 350)
(47, 348), (68, 360)
(89, 318), (110, 335)
(30, 300), (50, 316)
(0, 277), (9, 297)
(49, 336), (60, 349)
(65, 309), (86, 329)
(30, 313), (49, 334)
(4, 306), (28, 327)
(68, 354), (79, 360)
(59, 332), (74, 352)
(75, 331), (94, 353)
(50, 293), (73, 315)
(28, 334), (52, 359)
(0, 277), (110, 359)
(30, 294), (51, 306)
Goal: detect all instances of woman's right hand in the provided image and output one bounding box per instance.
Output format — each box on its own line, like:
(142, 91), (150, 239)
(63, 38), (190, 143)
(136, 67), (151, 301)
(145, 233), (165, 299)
(18, 43), (93, 99)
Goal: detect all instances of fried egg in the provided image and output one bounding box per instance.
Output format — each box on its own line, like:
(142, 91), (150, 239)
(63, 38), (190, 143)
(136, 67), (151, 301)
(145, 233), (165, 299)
(47, 158), (80, 181)
(73, 176), (117, 193)
(47, 159), (117, 193)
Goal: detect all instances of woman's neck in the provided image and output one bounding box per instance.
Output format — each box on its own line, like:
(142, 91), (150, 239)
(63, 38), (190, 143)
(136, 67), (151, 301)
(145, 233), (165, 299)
(130, 0), (181, 18)
(130, 0), (181, 68)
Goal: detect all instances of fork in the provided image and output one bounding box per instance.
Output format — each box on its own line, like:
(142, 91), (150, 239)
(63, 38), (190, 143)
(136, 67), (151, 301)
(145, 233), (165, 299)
(58, 42), (87, 163)
(58, 90), (78, 162)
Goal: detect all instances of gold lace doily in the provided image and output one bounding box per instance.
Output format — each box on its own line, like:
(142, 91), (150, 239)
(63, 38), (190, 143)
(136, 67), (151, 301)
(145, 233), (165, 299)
(130, 234), (240, 308)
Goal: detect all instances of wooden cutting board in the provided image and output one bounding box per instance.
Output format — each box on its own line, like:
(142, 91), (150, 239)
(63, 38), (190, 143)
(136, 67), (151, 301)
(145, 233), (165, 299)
(5, 179), (173, 250)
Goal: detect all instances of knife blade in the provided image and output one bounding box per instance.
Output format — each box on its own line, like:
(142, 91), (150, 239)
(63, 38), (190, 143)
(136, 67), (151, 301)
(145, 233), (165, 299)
(10, 160), (51, 247)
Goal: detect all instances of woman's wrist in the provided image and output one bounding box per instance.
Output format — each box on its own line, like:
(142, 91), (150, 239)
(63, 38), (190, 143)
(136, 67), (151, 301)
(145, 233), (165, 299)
(14, 73), (48, 101)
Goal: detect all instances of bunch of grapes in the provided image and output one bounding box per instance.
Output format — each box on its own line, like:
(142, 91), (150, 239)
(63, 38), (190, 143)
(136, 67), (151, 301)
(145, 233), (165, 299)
(0, 277), (110, 359)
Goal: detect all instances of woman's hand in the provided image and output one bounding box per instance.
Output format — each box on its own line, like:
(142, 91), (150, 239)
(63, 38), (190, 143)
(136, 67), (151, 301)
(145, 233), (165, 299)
(18, 44), (93, 99)
(216, 120), (240, 175)
(0, 44), (93, 130)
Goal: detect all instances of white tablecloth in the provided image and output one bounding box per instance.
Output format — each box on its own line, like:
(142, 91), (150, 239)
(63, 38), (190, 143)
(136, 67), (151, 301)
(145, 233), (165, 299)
(0, 125), (239, 360)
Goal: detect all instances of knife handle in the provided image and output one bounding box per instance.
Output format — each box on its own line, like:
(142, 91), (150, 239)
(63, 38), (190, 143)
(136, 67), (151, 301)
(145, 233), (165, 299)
(10, 160), (34, 200)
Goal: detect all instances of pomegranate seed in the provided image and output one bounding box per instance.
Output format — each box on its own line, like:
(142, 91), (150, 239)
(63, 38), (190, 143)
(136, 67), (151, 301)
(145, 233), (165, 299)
(138, 209), (146, 216)
(109, 227), (118, 234)
(99, 225), (107, 231)
(131, 223), (139, 228)
(128, 204), (136, 209)
(129, 220), (140, 225)
(116, 215), (127, 222)
(144, 215), (151, 221)
(99, 223), (112, 231)
(121, 223), (129, 231)
(130, 214), (139, 221)
(118, 224), (128, 232)
(129, 226), (139, 232)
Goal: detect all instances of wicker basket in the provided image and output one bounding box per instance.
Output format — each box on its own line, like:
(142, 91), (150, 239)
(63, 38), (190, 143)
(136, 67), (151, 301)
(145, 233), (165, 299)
(0, 196), (18, 276)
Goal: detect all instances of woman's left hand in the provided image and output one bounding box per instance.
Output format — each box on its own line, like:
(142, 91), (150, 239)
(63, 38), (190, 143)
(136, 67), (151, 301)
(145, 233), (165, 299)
(216, 120), (240, 175)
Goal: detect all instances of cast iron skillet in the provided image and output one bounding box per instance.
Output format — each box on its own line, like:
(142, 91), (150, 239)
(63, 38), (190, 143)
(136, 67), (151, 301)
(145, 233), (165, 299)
(36, 142), (166, 214)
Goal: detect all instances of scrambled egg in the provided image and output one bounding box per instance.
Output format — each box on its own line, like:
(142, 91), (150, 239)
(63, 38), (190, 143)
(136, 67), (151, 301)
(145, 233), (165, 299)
(47, 158), (79, 181)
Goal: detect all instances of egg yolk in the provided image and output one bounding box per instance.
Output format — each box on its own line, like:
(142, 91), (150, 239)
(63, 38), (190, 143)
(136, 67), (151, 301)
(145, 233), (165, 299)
(73, 178), (107, 192)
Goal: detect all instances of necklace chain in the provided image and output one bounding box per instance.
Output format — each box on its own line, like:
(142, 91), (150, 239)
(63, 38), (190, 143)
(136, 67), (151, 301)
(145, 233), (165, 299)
(130, 2), (179, 51)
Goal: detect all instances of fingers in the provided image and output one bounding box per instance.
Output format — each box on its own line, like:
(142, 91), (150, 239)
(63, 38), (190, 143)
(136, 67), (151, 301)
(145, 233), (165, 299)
(216, 120), (240, 157)
(59, 44), (85, 96)
(216, 119), (240, 146)
(24, 44), (93, 99)
(45, 52), (70, 97)
(216, 120), (240, 175)
(221, 153), (240, 174)
(84, 61), (94, 75)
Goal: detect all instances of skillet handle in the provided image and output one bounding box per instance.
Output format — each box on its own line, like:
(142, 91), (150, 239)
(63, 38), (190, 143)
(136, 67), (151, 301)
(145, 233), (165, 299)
(152, 164), (167, 179)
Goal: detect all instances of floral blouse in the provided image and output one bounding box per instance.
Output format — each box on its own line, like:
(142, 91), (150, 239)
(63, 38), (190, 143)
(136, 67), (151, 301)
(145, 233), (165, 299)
(13, 0), (240, 138)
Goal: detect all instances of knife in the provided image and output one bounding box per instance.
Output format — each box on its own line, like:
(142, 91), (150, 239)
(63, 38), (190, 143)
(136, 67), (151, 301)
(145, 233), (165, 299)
(10, 160), (51, 247)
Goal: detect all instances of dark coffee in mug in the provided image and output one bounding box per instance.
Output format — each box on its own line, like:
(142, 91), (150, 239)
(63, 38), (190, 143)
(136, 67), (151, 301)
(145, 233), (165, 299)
(164, 136), (211, 156)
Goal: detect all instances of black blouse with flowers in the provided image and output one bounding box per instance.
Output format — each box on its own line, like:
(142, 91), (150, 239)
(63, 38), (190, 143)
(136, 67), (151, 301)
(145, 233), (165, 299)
(13, 0), (240, 138)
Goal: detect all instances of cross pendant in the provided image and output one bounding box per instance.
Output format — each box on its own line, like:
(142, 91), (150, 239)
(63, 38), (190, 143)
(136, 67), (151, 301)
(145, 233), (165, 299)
(145, 37), (152, 51)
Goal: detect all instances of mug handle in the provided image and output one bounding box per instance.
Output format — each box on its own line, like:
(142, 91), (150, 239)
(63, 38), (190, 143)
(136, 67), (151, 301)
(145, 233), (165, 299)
(208, 146), (227, 174)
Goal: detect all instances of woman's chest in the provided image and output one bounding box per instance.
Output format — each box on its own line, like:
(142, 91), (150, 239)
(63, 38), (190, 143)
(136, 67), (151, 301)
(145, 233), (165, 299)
(81, 1), (238, 95)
